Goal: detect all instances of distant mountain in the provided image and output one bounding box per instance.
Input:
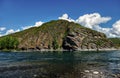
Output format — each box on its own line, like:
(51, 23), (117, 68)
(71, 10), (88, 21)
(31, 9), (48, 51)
(0, 20), (113, 51)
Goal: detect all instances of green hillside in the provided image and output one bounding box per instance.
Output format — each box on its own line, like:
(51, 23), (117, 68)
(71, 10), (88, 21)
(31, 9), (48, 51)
(0, 20), (113, 51)
(109, 38), (120, 48)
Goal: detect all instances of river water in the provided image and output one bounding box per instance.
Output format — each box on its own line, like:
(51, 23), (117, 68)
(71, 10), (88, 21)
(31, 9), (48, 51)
(0, 51), (120, 78)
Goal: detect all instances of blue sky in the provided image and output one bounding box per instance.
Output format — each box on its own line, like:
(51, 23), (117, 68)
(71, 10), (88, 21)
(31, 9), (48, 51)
(0, 0), (120, 37)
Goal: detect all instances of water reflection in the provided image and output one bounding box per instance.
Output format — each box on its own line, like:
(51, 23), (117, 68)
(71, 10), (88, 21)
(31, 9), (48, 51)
(0, 51), (120, 78)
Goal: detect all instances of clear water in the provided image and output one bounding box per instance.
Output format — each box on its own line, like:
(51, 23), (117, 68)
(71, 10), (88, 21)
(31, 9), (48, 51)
(0, 51), (120, 78)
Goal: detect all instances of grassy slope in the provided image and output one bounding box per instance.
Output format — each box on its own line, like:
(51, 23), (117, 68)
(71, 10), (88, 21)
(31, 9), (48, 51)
(0, 20), (108, 50)
(109, 38), (120, 48)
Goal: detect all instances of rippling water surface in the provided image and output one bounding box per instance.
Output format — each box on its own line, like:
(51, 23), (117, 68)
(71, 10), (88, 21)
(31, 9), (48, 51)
(0, 51), (120, 78)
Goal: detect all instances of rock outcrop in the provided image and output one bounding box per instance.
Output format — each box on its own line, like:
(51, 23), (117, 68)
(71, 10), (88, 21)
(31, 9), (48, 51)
(62, 27), (113, 50)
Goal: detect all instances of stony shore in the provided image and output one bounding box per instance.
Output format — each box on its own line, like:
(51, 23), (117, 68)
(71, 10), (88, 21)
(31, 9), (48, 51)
(7, 48), (118, 52)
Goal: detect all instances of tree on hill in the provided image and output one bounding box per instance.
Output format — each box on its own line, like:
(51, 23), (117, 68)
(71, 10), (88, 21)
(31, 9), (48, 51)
(0, 36), (19, 50)
(52, 38), (59, 50)
(95, 38), (104, 51)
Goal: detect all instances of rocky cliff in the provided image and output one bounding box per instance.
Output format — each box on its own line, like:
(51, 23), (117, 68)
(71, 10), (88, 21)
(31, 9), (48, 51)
(5, 20), (113, 50)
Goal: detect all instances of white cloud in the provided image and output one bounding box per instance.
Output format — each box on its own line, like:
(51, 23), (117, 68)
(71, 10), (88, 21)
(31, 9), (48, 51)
(59, 13), (68, 20)
(0, 27), (6, 37)
(0, 33), (3, 37)
(22, 25), (33, 30)
(111, 20), (120, 37)
(22, 21), (44, 30)
(76, 13), (111, 29)
(112, 20), (120, 35)
(75, 13), (114, 37)
(5, 29), (20, 35)
(0, 13), (120, 38)
(0, 27), (6, 31)
(35, 21), (44, 27)
(58, 13), (120, 38)
(0, 20), (44, 36)
(0, 29), (20, 37)
(58, 13), (75, 22)
(0, 32), (3, 37)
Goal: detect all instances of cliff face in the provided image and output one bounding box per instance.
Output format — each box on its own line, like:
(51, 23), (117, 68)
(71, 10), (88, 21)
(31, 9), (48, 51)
(8, 20), (113, 50)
